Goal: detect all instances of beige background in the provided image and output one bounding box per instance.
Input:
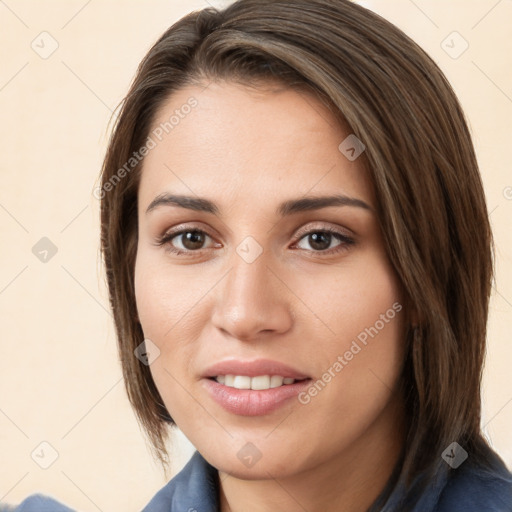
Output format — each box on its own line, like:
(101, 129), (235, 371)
(0, 0), (511, 510)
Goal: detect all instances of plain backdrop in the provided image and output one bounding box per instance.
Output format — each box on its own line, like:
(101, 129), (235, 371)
(1, 0), (511, 510)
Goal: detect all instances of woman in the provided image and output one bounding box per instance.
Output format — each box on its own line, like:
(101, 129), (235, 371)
(3, 0), (511, 510)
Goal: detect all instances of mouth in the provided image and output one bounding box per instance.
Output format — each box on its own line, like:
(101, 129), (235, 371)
(202, 376), (313, 416)
(201, 358), (313, 415)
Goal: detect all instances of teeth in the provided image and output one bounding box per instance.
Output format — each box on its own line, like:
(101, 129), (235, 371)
(215, 375), (299, 390)
(233, 376), (251, 389)
(270, 375), (284, 388)
(252, 375), (270, 390)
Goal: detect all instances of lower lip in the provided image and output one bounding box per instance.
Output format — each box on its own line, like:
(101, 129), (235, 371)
(201, 378), (312, 416)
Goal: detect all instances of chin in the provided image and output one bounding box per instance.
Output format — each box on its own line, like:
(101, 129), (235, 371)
(199, 439), (315, 480)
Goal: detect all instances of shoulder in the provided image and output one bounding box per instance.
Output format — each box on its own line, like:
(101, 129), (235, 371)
(0, 493), (75, 512)
(435, 448), (512, 512)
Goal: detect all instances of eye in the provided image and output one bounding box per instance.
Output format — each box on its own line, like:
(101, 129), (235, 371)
(155, 228), (216, 255)
(293, 227), (354, 255)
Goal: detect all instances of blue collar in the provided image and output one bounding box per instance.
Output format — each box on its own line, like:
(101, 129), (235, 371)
(141, 451), (219, 512)
(141, 445), (512, 512)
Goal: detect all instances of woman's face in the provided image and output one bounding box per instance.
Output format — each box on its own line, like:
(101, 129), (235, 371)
(134, 81), (406, 479)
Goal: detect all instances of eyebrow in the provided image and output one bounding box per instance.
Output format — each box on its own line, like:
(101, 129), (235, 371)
(145, 193), (372, 216)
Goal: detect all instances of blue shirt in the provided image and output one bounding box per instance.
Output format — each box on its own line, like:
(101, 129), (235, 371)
(2, 445), (512, 511)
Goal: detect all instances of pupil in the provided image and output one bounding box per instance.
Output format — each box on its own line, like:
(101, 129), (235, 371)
(309, 232), (331, 251)
(183, 231), (204, 250)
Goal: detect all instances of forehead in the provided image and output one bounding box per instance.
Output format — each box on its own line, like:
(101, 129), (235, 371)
(138, 81), (374, 212)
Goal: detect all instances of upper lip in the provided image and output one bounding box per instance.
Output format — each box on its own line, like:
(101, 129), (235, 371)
(203, 358), (311, 379)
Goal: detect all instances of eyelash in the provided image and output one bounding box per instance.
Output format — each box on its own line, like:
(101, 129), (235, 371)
(155, 225), (355, 257)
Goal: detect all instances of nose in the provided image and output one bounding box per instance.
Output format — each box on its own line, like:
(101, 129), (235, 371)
(211, 251), (294, 341)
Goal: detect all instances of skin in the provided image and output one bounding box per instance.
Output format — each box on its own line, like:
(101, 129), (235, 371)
(134, 81), (408, 512)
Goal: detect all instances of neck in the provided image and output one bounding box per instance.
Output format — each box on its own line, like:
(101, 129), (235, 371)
(218, 393), (406, 512)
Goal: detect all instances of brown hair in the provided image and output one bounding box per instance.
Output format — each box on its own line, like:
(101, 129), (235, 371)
(99, 0), (494, 499)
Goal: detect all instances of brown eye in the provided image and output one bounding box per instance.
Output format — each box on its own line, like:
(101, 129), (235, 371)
(295, 229), (353, 253)
(177, 230), (208, 250)
(156, 229), (214, 254)
(302, 232), (336, 251)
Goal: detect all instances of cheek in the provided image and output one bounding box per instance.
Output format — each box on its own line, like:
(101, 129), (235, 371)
(134, 251), (207, 340)
(292, 255), (406, 413)
(292, 253), (403, 345)
(134, 256), (203, 420)
(133, 252), (216, 385)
